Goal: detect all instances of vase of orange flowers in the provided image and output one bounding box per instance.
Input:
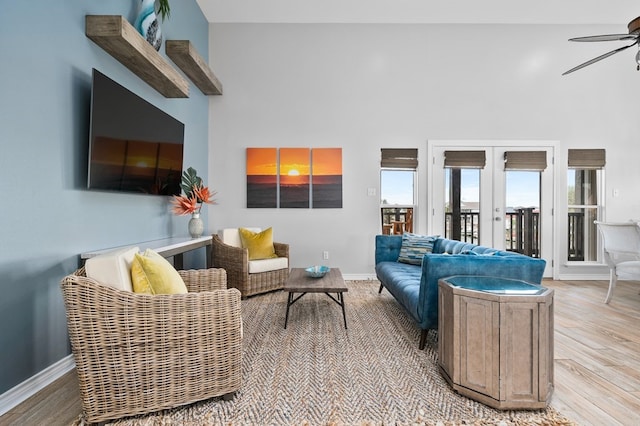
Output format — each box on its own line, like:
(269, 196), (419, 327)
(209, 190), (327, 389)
(188, 213), (204, 239)
(171, 167), (217, 238)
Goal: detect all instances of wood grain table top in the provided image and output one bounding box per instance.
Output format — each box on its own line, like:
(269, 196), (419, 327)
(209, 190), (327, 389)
(284, 268), (347, 293)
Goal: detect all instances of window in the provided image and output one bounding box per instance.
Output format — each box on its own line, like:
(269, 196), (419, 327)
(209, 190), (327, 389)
(567, 149), (605, 262)
(380, 149), (417, 235)
(502, 151), (547, 258)
(443, 150), (485, 244)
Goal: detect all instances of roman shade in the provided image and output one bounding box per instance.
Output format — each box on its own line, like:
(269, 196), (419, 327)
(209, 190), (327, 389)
(444, 150), (486, 169)
(381, 148), (418, 169)
(568, 149), (606, 169)
(504, 151), (547, 171)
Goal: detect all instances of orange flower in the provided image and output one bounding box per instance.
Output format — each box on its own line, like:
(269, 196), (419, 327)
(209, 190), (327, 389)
(192, 185), (217, 205)
(171, 195), (199, 215)
(172, 167), (218, 216)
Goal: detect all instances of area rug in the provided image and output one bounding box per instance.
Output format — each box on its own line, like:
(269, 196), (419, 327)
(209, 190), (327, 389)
(100, 281), (575, 426)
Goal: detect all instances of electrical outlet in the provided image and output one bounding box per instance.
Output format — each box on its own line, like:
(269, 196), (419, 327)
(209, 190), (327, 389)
(323, 251), (329, 260)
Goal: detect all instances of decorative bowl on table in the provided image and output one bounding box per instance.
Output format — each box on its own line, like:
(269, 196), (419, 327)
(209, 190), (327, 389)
(305, 265), (330, 278)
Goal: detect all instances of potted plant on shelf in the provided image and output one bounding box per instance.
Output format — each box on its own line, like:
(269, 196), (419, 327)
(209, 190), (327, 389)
(135, 0), (171, 50)
(157, 0), (170, 21)
(171, 167), (217, 238)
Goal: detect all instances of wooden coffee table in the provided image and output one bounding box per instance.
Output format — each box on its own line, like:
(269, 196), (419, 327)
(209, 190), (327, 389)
(284, 268), (348, 329)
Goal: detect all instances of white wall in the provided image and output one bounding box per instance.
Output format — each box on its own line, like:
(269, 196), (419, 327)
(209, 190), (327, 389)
(208, 23), (640, 278)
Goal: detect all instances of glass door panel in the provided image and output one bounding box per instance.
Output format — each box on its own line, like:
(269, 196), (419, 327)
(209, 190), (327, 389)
(445, 168), (480, 244)
(503, 171), (541, 257)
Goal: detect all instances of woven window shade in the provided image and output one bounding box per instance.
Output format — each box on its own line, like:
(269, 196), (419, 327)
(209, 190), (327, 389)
(504, 151), (547, 171)
(568, 149), (606, 169)
(381, 148), (418, 169)
(444, 150), (486, 169)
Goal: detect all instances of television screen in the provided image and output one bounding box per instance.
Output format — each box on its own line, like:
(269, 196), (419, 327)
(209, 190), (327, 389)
(88, 69), (184, 196)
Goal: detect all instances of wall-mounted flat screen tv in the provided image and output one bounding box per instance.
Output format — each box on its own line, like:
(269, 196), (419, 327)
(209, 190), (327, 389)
(88, 69), (184, 196)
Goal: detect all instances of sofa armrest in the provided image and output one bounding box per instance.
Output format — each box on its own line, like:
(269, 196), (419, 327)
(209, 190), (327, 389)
(417, 254), (546, 329)
(375, 234), (403, 264)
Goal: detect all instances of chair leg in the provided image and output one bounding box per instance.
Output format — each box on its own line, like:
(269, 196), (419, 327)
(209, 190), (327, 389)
(378, 283), (384, 293)
(604, 270), (617, 304)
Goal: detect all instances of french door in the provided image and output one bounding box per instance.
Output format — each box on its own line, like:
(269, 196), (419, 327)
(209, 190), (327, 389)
(428, 141), (554, 277)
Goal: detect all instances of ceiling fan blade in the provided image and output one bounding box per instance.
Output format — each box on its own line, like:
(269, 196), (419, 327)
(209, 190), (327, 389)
(562, 41), (638, 75)
(569, 34), (638, 42)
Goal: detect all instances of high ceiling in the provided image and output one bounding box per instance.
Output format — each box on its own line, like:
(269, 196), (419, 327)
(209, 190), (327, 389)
(196, 0), (638, 25)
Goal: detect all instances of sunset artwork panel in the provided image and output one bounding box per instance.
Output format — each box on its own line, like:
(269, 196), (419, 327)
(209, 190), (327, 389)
(312, 148), (342, 208)
(246, 147), (278, 208)
(246, 147), (343, 208)
(279, 148), (310, 208)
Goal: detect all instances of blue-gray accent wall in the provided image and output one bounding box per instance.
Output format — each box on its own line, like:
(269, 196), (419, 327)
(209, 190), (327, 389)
(0, 0), (211, 394)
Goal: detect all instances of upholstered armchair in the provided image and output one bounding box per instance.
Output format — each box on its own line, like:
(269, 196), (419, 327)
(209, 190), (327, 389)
(60, 267), (242, 423)
(212, 227), (290, 297)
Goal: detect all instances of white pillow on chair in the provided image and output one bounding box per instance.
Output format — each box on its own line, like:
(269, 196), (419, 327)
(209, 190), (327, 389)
(85, 246), (139, 292)
(219, 228), (261, 248)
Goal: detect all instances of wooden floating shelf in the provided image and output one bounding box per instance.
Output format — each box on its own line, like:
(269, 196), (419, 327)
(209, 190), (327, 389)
(85, 15), (189, 98)
(166, 40), (223, 95)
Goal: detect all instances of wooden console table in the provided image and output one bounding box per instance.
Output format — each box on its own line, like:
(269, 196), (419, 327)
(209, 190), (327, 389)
(80, 236), (213, 270)
(438, 275), (554, 409)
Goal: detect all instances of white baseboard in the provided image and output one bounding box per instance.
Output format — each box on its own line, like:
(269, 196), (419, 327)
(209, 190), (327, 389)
(555, 274), (609, 281)
(0, 355), (75, 417)
(343, 273), (377, 281)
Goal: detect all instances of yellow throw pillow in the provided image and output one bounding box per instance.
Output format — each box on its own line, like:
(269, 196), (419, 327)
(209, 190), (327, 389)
(239, 227), (278, 260)
(131, 249), (188, 295)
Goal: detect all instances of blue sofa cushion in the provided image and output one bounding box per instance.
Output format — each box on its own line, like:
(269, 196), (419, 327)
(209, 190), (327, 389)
(375, 261), (422, 322)
(460, 250), (495, 256)
(398, 233), (438, 265)
(433, 238), (499, 255)
(375, 234), (403, 264)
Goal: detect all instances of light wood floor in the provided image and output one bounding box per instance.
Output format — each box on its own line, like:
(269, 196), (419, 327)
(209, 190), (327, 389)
(2, 279), (639, 425)
(546, 279), (640, 425)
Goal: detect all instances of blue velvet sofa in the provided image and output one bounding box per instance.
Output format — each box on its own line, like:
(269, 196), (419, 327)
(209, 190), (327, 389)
(375, 235), (546, 349)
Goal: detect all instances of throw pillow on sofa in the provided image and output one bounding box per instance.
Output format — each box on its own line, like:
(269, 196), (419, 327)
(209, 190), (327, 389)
(131, 249), (188, 295)
(398, 233), (439, 265)
(239, 227), (278, 260)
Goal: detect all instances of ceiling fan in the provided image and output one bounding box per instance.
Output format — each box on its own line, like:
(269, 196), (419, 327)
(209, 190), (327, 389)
(562, 16), (640, 75)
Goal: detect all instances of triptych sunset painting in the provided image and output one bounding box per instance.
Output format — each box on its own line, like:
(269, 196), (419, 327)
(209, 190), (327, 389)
(246, 148), (342, 208)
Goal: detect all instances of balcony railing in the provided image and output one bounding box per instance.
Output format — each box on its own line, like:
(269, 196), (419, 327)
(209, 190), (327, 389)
(445, 209), (541, 257)
(568, 212), (585, 261)
(505, 208), (539, 257)
(444, 209), (587, 260)
(393, 209), (586, 260)
(444, 211), (480, 244)
(381, 207), (413, 235)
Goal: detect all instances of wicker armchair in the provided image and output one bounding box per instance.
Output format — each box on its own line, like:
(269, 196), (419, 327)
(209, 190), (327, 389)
(211, 230), (290, 297)
(60, 267), (242, 424)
